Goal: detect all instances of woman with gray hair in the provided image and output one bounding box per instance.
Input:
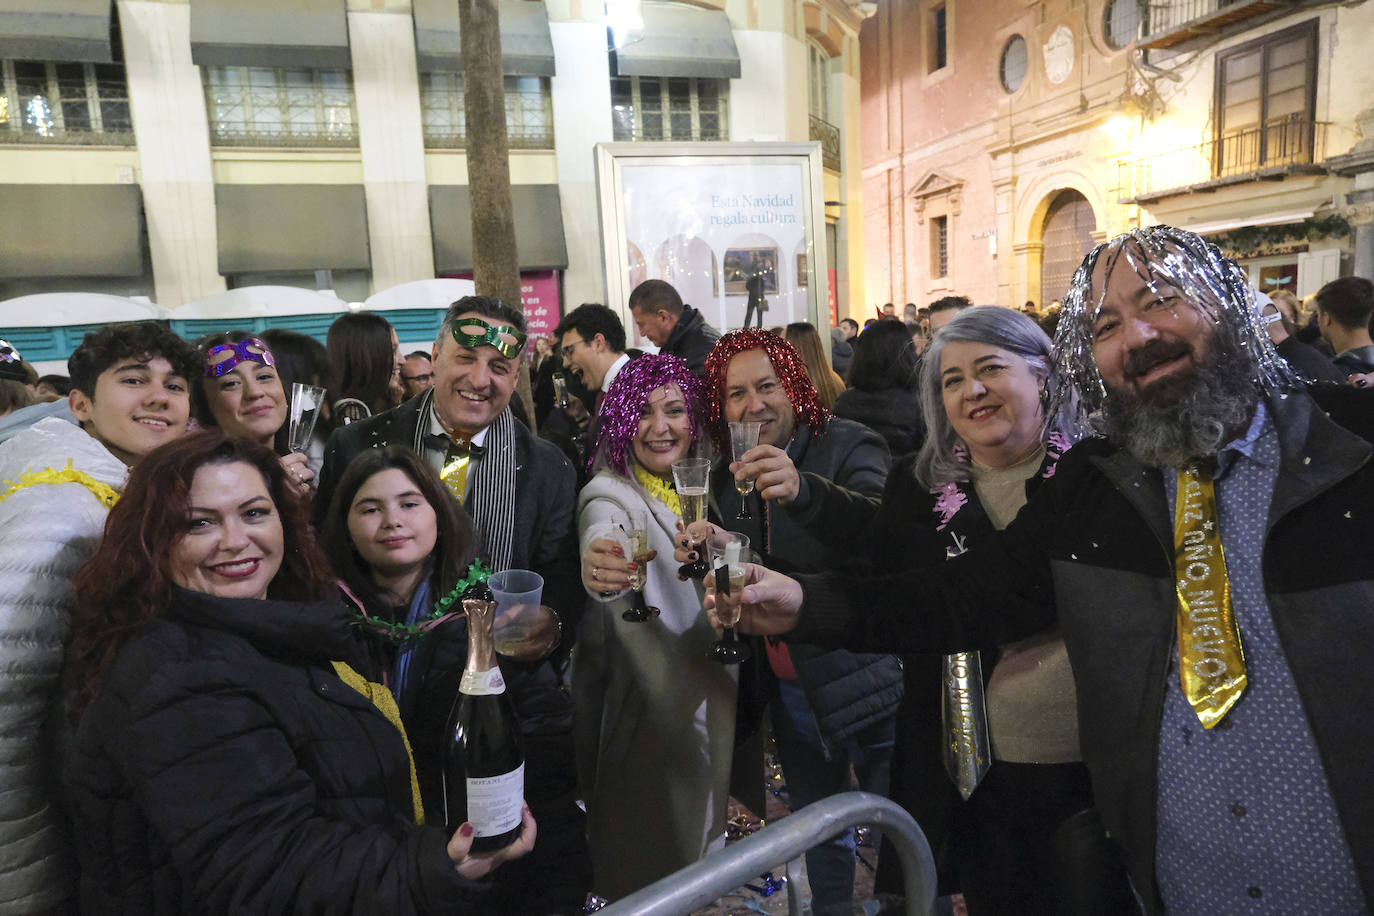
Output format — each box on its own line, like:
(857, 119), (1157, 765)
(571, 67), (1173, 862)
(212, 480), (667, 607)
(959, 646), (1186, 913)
(773, 306), (1130, 913)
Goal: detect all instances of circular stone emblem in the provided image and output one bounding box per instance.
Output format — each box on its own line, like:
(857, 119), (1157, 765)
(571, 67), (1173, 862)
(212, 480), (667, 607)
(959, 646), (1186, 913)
(1043, 25), (1075, 85)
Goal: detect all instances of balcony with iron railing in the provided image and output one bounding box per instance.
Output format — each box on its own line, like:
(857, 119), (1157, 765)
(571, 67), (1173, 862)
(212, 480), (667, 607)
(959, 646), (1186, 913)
(422, 124), (555, 150)
(609, 124), (727, 142)
(1112, 116), (1330, 203)
(421, 84), (556, 150)
(1138, 0), (1300, 49)
(810, 114), (841, 171)
(0, 124), (134, 146)
(209, 121), (360, 148)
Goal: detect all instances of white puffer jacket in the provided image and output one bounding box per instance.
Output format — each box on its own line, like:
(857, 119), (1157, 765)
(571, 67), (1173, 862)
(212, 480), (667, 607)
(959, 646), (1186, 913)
(0, 418), (126, 911)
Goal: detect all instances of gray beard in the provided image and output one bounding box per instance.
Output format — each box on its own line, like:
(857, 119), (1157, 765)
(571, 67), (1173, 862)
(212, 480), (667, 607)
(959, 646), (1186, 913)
(1102, 351), (1260, 469)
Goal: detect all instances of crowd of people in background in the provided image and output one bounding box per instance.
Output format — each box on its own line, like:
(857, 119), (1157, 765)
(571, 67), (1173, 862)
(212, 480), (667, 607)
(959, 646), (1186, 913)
(0, 231), (1370, 914)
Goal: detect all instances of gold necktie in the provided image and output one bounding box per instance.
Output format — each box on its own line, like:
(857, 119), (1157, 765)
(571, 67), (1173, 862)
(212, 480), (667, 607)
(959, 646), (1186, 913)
(440, 437), (473, 504)
(1174, 462), (1247, 728)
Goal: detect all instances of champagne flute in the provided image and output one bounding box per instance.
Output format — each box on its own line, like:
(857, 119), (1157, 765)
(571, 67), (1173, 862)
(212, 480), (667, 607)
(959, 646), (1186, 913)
(672, 457), (712, 580)
(613, 508), (659, 622)
(552, 372), (571, 410)
(708, 533), (751, 664)
(728, 421), (762, 520)
(288, 383), (327, 453)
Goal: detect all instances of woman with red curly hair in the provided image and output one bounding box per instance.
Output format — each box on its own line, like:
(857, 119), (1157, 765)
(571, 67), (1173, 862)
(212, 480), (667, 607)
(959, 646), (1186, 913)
(63, 431), (532, 914)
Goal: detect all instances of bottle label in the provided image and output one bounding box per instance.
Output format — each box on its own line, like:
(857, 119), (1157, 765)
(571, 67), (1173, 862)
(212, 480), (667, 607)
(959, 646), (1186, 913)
(460, 667), (506, 695)
(467, 763), (524, 837)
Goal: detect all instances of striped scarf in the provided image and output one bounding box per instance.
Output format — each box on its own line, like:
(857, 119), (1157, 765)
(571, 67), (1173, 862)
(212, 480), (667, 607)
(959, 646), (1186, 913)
(414, 395), (519, 573)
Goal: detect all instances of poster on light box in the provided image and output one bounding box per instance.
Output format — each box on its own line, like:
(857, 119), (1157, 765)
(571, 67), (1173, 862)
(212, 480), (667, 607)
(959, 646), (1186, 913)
(595, 142), (827, 347)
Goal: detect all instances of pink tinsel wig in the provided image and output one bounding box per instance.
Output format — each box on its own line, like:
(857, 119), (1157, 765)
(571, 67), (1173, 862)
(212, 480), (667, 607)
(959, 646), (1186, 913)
(702, 329), (829, 455)
(593, 353), (708, 477)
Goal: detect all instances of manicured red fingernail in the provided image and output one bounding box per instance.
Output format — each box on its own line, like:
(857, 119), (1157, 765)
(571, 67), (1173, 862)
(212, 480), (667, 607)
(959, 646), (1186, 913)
(612, 546), (624, 556)
(628, 562), (638, 570)
(459, 823), (474, 838)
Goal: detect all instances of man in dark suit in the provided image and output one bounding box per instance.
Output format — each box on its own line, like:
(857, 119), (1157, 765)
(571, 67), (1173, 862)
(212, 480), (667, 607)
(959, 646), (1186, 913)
(545, 303), (642, 486)
(317, 295), (590, 913)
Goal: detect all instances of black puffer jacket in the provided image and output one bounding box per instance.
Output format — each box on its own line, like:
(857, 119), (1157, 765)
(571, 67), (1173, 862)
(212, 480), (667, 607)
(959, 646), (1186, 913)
(716, 419), (902, 754)
(64, 587), (487, 915)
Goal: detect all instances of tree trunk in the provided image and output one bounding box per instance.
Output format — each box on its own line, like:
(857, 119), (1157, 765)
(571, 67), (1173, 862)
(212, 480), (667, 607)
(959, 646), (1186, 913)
(458, 0), (535, 425)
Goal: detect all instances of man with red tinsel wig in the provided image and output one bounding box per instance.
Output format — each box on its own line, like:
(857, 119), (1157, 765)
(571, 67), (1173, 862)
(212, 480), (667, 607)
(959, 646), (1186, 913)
(695, 328), (899, 916)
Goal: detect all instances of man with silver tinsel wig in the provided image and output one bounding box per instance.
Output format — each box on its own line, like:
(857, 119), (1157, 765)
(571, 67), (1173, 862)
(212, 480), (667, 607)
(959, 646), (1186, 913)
(1047, 224), (1303, 468)
(724, 226), (1374, 913)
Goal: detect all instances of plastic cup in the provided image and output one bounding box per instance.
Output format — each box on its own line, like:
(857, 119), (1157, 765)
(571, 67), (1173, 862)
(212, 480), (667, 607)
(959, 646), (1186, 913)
(487, 569), (544, 615)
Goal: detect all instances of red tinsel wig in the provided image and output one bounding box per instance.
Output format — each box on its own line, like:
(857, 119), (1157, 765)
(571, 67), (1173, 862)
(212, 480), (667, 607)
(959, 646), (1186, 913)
(702, 328), (829, 455)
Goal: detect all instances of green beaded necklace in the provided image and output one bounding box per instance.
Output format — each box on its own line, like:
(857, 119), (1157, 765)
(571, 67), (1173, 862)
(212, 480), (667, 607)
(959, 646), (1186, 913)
(350, 559), (493, 646)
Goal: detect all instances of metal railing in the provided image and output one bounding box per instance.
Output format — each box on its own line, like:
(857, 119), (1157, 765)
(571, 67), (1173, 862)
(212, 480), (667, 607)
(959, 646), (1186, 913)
(611, 125), (728, 142)
(0, 126), (134, 146)
(598, 792), (938, 916)
(1113, 117), (1329, 201)
(208, 122), (359, 148)
(811, 115), (842, 171)
(1139, 0), (1292, 49)
(422, 125), (555, 150)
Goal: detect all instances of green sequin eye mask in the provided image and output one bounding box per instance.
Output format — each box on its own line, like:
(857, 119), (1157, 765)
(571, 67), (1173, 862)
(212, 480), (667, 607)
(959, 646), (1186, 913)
(452, 317), (526, 359)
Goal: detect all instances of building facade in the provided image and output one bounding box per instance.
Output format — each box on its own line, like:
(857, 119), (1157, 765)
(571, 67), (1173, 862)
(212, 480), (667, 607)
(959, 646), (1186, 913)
(861, 0), (1374, 313)
(0, 0), (868, 335)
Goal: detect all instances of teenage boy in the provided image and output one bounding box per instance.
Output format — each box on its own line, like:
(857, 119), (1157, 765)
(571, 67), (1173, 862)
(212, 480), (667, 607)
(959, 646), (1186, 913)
(0, 322), (197, 912)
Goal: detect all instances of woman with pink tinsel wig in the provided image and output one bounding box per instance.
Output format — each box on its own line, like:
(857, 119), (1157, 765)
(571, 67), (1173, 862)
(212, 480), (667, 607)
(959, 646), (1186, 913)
(570, 354), (737, 900)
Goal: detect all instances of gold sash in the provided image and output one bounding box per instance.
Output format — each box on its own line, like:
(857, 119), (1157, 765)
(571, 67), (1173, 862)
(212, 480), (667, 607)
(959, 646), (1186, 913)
(1174, 463), (1247, 728)
(942, 651), (991, 799)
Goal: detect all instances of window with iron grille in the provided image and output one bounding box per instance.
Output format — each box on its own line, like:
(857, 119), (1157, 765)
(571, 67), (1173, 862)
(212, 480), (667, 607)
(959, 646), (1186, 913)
(1214, 20), (1317, 174)
(0, 60), (132, 145)
(203, 67), (358, 147)
(807, 40), (830, 123)
(1103, 0), (1142, 51)
(931, 215), (949, 278)
(610, 76), (728, 142)
(420, 73), (554, 149)
(1000, 35), (1027, 93)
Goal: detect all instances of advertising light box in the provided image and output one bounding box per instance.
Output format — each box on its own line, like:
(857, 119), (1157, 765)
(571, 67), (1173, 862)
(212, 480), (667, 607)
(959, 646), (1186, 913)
(595, 142), (828, 346)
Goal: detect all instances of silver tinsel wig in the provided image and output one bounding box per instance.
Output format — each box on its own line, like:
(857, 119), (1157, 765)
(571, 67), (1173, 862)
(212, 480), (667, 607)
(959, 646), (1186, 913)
(1047, 224), (1301, 429)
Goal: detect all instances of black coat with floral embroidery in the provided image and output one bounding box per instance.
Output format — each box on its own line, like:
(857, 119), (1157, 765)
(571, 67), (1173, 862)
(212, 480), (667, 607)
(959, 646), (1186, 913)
(786, 441), (1069, 887)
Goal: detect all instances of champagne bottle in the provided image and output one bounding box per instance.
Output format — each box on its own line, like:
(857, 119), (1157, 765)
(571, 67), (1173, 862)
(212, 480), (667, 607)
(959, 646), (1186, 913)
(441, 580), (525, 851)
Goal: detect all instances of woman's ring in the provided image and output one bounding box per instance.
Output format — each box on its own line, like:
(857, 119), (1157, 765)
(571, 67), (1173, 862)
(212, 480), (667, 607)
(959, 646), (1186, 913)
(592, 567), (600, 581)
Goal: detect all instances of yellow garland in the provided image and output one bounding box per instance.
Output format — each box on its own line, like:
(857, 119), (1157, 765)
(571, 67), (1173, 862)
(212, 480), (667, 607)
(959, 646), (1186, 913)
(633, 463), (681, 517)
(0, 459), (120, 508)
(330, 661), (426, 825)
